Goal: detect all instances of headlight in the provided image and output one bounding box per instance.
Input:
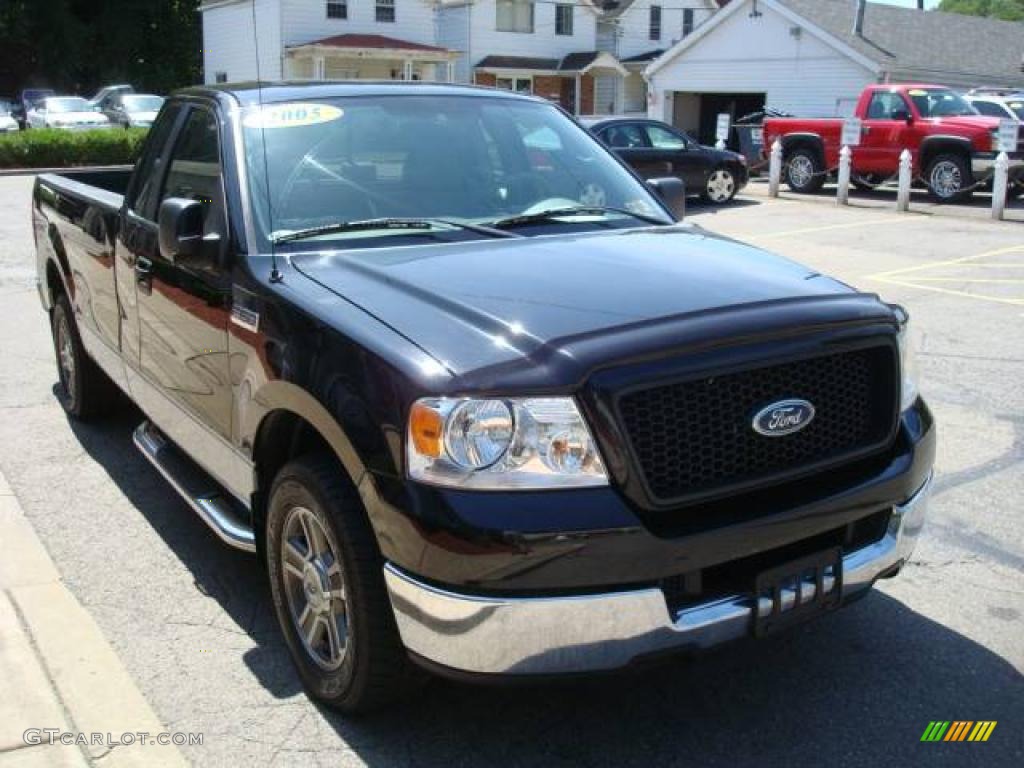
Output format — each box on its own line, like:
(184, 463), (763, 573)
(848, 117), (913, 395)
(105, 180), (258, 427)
(408, 397), (608, 489)
(896, 312), (919, 411)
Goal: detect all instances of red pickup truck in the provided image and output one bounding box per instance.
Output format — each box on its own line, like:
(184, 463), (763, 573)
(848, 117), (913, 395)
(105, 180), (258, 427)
(763, 84), (1024, 202)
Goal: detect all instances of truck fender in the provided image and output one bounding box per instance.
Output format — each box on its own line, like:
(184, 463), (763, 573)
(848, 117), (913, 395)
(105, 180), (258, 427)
(779, 132), (825, 161)
(918, 135), (974, 171)
(240, 380), (372, 503)
(41, 230), (73, 311)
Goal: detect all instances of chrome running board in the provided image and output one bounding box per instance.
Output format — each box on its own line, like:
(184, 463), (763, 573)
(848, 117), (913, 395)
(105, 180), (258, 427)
(133, 421), (256, 553)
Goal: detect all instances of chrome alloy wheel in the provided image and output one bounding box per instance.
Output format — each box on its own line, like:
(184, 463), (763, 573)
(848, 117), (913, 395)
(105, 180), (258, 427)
(929, 159), (962, 200)
(281, 506), (349, 670)
(787, 154), (814, 188)
(55, 311), (76, 402)
(706, 169), (736, 203)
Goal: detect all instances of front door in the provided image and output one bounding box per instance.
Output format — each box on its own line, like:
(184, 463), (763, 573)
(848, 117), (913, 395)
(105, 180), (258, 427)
(642, 122), (709, 193)
(599, 122), (672, 180)
(857, 90), (915, 175)
(132, 104), (234, 443)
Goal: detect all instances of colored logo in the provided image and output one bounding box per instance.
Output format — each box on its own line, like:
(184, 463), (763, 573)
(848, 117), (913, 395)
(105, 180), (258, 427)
(920, 721), (997, 742)
(752, 399), (816, 437)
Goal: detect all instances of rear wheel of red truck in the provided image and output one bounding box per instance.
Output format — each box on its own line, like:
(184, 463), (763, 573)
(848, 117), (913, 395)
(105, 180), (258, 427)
(784, 148), (826, 194)
(266, 455), (417, 713)
(926, 154), (972, 203)
(50, 295), (118, 419)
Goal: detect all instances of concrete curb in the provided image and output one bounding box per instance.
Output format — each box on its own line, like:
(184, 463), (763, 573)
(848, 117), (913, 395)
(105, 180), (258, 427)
(0, 469), (188, 768)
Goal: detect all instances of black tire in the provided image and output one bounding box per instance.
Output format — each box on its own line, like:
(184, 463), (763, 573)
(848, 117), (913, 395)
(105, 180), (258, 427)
(701, 166), (738, 204)
(926, 153), (972, 203)
(50, 294), (117, 419)
(784, 147), (826, 194)
(266, 454), (416, 713)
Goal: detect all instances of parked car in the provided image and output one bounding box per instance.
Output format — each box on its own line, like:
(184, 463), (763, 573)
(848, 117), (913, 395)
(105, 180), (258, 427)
(14, 88), (56, 129)
(0, 99), (18, 133)
(964, 89), (1024, 124)
(34, 82), (933, 713)
(88, 84), (134, 110)
(763, 84), (1024, 201)
(26, 97), (112, 131)
(101, 93), (165, 129)
(585, 117), (749, 204)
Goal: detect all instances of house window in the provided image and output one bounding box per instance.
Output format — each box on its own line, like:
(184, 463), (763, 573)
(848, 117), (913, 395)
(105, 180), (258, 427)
(326, 1), (347, 19)
(495, 76), (532, 94)
(376, 0), (395, 23)
(682, 8), (694, 36)
(497, 1), (534, 33)
(649, 5), (661, 40)
(215, 72), (228, 84)
(555, 4), (573, 36)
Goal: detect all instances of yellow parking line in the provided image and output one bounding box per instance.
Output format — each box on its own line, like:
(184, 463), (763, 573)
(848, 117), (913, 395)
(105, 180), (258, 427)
(867, 245), (1024, 280)
(747, 217), (915, 240)
(872, 277), (1024, 306)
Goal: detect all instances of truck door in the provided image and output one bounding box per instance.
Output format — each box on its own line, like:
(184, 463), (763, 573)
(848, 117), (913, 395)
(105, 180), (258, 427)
(126, 103), (234, 445)
(857, 90), (914, 175)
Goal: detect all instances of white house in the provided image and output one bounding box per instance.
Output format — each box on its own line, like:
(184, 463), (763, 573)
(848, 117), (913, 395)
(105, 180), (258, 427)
(645, 0), (1024, 143)
(199, 0), (720, 115)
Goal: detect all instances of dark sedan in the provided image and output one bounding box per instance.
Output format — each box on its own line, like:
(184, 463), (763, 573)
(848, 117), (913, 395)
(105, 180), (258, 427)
(584, 117), (748, 204)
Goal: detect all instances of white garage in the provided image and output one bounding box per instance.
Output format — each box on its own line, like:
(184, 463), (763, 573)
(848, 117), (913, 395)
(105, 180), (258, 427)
(645, 0), (1024, 144)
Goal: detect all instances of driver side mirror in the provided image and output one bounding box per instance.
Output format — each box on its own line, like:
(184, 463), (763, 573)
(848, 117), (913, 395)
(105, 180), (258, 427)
(646, 177), (686, 222)
(158, 197), (219, 266)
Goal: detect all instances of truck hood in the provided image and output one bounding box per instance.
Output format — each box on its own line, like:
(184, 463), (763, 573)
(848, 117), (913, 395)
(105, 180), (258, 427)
(924, 115), (1000, 133)
(290, 226), (855, 379)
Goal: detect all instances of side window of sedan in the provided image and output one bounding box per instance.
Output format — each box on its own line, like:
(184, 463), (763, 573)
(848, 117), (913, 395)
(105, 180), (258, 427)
(644, 124), (687, 150)
(602, 124), (647, 149)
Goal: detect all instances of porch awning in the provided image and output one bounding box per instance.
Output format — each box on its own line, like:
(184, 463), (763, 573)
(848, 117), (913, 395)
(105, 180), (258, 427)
(476, 51), (629, 77)
(287, 34), (458, 62)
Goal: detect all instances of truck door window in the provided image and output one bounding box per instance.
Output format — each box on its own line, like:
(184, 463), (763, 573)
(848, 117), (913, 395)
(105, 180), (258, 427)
(158, 107), (226, 240)
(865, 92), (908, 120)
(128, 104), (182, 218)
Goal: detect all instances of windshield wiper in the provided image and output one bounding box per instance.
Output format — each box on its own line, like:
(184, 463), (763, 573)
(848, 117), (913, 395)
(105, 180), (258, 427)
(488, 206), (668, 230)
(271, 217), (519, 245)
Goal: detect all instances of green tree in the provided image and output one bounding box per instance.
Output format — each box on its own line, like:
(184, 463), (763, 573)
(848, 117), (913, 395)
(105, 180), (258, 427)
(937, 0), (1024, 21)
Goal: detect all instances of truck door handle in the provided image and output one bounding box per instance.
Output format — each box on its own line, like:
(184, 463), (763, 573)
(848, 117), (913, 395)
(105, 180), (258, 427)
(135, 256), (153, 295)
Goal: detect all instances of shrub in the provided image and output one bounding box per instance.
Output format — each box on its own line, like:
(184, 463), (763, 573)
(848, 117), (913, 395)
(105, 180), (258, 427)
(0, 128), (148, 169)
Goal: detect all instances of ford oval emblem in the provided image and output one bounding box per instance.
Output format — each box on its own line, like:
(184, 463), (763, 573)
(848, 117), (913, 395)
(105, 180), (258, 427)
(752, 399), (816, 437)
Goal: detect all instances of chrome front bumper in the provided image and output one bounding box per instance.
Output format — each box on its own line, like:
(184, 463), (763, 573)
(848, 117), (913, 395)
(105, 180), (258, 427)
(384, 473), (933, 676)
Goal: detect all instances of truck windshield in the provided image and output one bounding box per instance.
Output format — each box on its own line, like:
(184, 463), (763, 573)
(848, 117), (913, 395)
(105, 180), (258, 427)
(906, 88), (977, 118)
(242, 95), (669, 247)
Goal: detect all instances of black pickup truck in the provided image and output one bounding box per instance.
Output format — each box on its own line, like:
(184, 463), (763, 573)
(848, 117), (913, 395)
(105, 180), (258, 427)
(33, 82), (935, 713)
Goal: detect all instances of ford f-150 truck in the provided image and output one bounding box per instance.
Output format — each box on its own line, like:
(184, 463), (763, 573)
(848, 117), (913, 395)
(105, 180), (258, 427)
(34, 82), (935, 713)
(763, 83), (1024, 202)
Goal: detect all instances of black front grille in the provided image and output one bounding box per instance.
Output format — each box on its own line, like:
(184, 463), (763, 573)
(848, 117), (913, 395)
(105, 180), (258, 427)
(617, 345), (897, 504)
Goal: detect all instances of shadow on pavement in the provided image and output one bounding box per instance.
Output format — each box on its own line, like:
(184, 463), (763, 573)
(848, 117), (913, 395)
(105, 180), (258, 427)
(67, 407), (1022, 768)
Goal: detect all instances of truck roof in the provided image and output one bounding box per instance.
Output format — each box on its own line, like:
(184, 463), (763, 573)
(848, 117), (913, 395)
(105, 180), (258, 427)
(175, 81), (541, 108)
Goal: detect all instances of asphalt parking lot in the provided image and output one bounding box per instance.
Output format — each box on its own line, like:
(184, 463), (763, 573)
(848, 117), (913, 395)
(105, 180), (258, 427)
(0, 175), (1021, 767)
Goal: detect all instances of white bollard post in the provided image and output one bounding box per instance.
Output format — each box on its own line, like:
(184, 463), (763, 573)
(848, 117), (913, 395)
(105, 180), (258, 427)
(896, 149), (912, 212)
(991, 151), (1009, 221)
(768, 139), (783, 198)
(715, 138), (726, 151)
(836, 145), (852, 206)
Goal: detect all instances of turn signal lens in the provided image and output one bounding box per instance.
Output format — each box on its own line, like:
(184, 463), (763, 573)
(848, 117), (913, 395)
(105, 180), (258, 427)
(409, 401), (444, 458)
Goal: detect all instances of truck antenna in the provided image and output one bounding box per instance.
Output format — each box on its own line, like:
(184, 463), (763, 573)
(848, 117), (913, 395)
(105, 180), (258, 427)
(251, 1), (283, 283)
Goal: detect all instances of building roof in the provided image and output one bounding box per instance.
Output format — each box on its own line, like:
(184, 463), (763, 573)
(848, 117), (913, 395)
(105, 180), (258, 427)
(476, 55), (562, 71)
(649, 0), (1024, 88)
(622, 49), (664, 63)
(288, 34), (449, 54)
(778, 0), (1024, 86)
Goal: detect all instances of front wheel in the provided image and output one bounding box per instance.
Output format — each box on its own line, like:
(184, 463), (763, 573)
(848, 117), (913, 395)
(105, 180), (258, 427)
(784, 148), (826, 193)
(702, 167), (738, 204)
(266, 455), (416, 713)
(926, 154), (972, 203)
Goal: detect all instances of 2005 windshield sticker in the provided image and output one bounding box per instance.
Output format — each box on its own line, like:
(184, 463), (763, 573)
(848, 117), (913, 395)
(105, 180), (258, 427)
(243, 103), (343, 129)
